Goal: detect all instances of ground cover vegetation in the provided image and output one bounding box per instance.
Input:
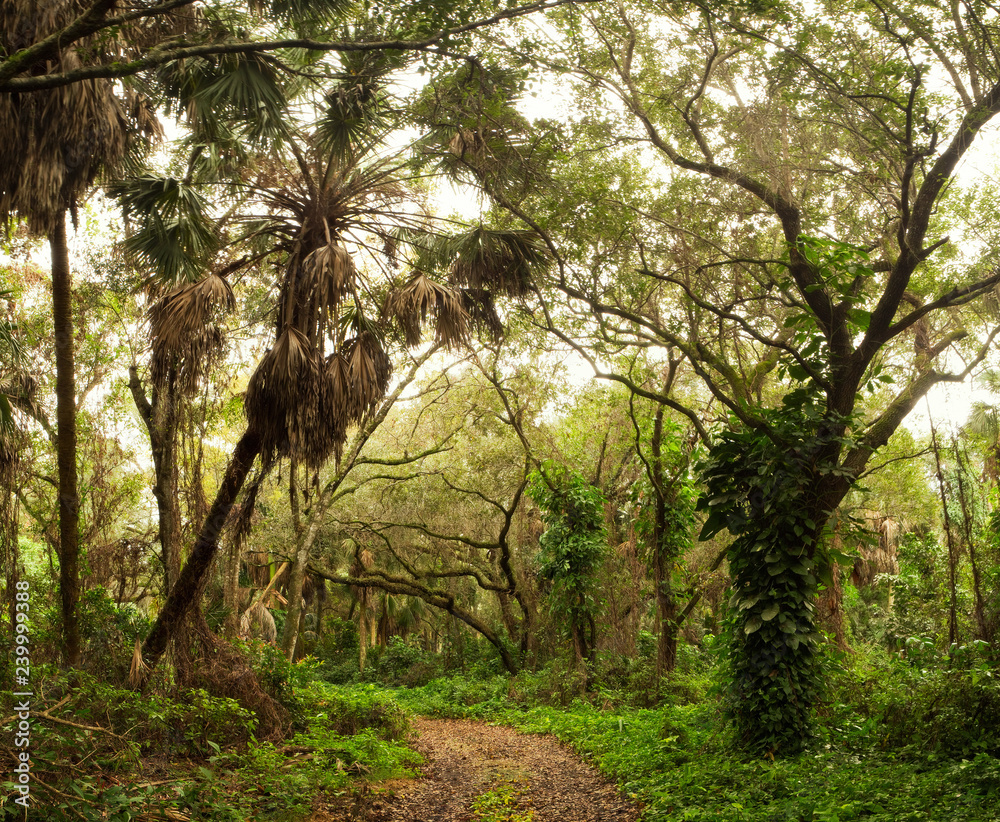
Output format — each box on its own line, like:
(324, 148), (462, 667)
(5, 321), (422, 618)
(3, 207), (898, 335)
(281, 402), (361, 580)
(2, 0), (1000, 819)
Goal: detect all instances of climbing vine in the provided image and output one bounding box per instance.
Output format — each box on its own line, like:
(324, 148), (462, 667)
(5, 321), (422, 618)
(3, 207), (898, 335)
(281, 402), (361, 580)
(697, 389), (858, 754)
(529, 460), (607, 671)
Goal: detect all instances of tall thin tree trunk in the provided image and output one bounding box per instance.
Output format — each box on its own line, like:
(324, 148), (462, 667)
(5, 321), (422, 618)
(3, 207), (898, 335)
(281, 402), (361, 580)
(128, 367), (182, 595)
(151, 373), (182, 592)
(358, 594), (369, 674)
(138, 428), (262, 686)
(930, 418), (960, 646)
(281, 459), (308, 659)
(222, 535), (242, 637)
(156, 396), (179, 592)
(50, 213), (80, 667)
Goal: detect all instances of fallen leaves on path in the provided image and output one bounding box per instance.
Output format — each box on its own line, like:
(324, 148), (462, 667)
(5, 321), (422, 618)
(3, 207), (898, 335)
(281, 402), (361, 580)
(359, 717), (642, 822)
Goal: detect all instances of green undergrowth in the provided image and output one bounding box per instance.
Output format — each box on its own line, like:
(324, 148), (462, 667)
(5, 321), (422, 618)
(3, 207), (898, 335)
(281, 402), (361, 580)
(205, 681), (420, 821)
(391, 648), (1000, 822)
(471, 780), (535, 822)
(1, 672), (419, 821)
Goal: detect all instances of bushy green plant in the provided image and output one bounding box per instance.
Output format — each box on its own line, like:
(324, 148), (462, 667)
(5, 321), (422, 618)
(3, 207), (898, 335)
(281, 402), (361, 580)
(376, 636), (442, 686)
(77, 586), (151, 681)
(508, 661), (587, 707)
(396, 674), (513, 717)
(529, 461), (608, 667)
(236, 638), (318, 713)
(179, 688), (258, 755)
(300, 681), (410, 739)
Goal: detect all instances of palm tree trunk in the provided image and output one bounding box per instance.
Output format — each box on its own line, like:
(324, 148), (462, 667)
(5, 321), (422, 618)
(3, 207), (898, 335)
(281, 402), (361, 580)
(151, 372), (182, 592)
(50, 213), (81, 667)
(138, 428), (262, 686)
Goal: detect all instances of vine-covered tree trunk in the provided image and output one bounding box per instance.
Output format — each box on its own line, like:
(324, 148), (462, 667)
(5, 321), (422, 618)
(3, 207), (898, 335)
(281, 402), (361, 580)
(724, 521), (823, 754)
(651, 409), (678, 677)
(699, 395), (852, 755)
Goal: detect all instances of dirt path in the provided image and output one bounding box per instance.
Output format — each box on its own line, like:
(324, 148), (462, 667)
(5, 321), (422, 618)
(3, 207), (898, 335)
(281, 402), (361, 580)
(359, 717), (642, 822)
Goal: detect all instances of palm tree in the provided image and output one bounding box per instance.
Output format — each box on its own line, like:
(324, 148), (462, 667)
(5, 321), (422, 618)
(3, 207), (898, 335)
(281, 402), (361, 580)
(134, 42), (468, 678)
(132, 21), (554, 679)
(0, 2), (159, 665)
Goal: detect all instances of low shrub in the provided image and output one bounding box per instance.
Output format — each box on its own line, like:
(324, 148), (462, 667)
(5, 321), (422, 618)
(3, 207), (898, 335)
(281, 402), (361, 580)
(376, 636), (443, 686)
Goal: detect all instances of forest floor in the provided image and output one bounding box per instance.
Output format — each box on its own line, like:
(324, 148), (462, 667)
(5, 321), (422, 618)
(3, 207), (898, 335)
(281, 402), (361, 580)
(338, 717), (643, 822)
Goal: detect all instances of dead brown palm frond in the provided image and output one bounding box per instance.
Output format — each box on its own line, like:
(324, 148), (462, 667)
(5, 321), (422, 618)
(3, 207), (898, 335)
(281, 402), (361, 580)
(128, 638), (150, 689)
(852, 514), (900, 588)
(0, 2), (160, 233)
(149, 272), (236, 390)
(384, 271), (470, 349)
(245, 327), (347, 467)
(342, 331), (392, 418)
(240, 600), (277, 643)
(242, 549), (274, 588)
(280, 240), (356, 340)
(303, 242), (355, 307)
(326, 350), (357, 419)
(460, 288), (504, 341)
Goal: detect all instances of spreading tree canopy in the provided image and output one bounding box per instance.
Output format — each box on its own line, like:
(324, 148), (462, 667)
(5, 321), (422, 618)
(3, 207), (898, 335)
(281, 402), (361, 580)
(433, 0), (1000, 751)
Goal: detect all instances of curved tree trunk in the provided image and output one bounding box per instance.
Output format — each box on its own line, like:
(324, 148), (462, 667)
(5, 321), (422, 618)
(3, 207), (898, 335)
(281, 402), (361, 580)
(138, 428), (262, 687)
(50, 213), (80, 667)
(312, 567), (521, 675)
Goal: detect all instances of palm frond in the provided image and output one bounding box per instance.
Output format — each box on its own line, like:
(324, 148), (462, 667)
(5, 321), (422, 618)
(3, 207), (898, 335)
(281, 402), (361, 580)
(447, 227), (549, 298)
(149, 273), (236, 391)
(128, 638), (150, 689)
(316, 85), (392, 160)
(111, 174), (219, 289)
(315, 42), (410, 159)
(342, 331), (392, 419)
(290, 241), (356, 333)
(337, 303), (384, 339)
(246, 327), (346, 468)
(963, 401), (1000, 443)
(156, 51), (289, 145)
(384, 271), (469, 349)
(248, 0), (355, 29)
(0, 4), (159, 232)
(460, 288), (504, 341)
